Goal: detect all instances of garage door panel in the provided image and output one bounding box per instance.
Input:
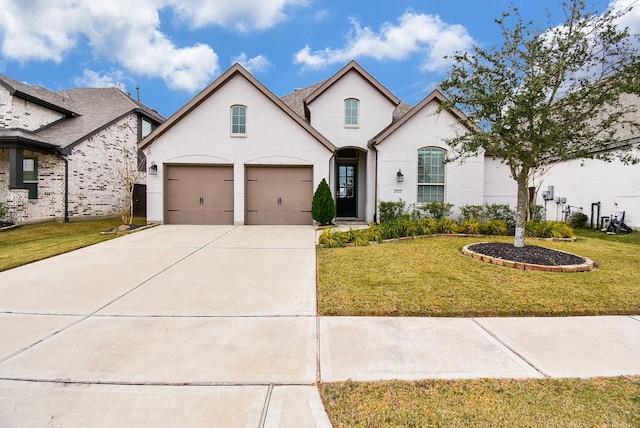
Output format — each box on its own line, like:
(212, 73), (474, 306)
(246, 167), (313, 225)
(165, 165), (234, 225)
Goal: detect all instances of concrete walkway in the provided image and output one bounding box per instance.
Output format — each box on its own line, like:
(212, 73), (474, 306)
(1, 225), (639, 427)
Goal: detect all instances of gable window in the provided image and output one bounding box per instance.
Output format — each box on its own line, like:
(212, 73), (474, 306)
(141, 118), (152, 138)
(345, 98), (359, 127)
(417, 147), (445, 203)
(23, 157), (38, 199)
(231, 105), (247, 135)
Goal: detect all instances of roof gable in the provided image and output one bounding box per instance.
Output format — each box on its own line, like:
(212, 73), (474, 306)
(0, 74), (78, 117)
(304, 60), (400, 108)
(369, 89), (482, 147)
(37, 87), (164, 151)
(140, 63), (335, 152)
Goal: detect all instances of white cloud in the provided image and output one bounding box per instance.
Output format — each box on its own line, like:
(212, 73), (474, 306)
(73, 69), (127, 92)
(294, 11), (475, 71)
(168, 0), (309, 31)
(231, 53), (272, 74)
(0, 0), (223, 92)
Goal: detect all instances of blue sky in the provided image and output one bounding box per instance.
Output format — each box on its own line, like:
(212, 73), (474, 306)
(0, 0), (636, 118)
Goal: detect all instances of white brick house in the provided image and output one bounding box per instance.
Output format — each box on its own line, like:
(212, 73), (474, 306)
(140, 61), (637, 228)
(140, 61), (498, 225)
(0, 74), (164, 224)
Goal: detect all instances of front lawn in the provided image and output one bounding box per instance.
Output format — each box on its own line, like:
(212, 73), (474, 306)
(320, 377), (640, 427)
(317, 231), (640, 317)
(0, 218), (146, 272)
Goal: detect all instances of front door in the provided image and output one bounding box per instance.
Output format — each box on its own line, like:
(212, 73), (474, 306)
(336, 164), (357, 217)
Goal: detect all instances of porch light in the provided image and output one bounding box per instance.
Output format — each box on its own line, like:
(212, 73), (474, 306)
(148, 161), (158, 176)
(396, 169), (404, 183)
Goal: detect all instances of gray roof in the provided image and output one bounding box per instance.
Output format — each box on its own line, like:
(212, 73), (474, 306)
(0, 74), (77, 116)
(39, 87), (164, 150)
(280, 80), (327, 119)
(0, 74), (164, 153)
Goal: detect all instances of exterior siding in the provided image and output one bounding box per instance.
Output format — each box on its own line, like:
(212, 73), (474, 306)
(483, 156), (517, 207)
(144, 75), (333, 225)
(534, 149), (640, 228)
(375, 101), (485, 218)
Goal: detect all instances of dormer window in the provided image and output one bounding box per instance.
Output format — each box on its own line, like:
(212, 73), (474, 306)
(231, 105), (247, 136)
(345, 98), (359, 127)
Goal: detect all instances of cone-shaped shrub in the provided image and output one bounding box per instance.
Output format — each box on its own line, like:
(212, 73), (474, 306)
(312, 178), (335, 225)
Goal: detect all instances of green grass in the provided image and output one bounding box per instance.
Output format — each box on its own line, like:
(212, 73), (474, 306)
(317, 230), (640, 317)
(320, 377), (640, 427)
(0, 218), (146, 272)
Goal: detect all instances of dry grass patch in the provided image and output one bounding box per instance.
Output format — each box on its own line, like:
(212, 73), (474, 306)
(0, 218), (146, 272)
(320, 377), (640, 427)
(317, 234), (640, 317)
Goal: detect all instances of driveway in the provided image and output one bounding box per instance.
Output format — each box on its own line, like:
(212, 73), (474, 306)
(2, 225), (640, 426)
(0, 225), (331, 427)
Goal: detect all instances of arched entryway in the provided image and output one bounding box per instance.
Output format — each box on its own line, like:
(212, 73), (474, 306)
(335, 148), (367, 220)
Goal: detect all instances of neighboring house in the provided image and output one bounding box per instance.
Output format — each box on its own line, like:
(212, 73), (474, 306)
(0, 74), (164, 224)
(138, 60), (638, 228)
(533, 93), (640, 229)
(141, 61), (503, 225)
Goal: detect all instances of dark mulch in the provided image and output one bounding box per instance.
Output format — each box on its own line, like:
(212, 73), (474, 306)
(468, 242), (586, 266)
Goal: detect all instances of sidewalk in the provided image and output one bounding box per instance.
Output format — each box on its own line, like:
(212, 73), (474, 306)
(0, 225), (639, 427)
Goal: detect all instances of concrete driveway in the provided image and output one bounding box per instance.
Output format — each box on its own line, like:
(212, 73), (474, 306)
(2, 225), (640, 426)
(0, 225), (330, 427)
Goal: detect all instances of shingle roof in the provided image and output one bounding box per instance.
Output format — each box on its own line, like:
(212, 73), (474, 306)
(0, 74), (165, 152)
(39, 87), (164, 150)
(0, 74), (78, 116)
(280, 80), (327, 119)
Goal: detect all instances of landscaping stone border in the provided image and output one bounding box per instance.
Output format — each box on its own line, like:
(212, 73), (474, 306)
(461, 243), (595, 273)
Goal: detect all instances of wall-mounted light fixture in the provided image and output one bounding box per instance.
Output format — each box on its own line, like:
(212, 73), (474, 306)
(148, 161), (158, 176)
(396, 169), (404, 183)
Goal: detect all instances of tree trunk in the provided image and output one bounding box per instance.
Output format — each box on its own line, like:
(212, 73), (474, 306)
(514, 170), (529, 248)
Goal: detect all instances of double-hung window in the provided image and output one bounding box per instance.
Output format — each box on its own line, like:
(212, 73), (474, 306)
(417, 147), (445, 203)
(231, 105), (247, 136)
(345, 98), (359, 127)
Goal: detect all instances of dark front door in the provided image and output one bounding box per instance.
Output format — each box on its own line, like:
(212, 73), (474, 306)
(336, 164), (357, 217)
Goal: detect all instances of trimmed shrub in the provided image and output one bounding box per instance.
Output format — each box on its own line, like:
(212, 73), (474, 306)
(347, 228), (371, 246)
(312, 178), (335, 225)
(459, 204), (484, 222)
(378, 200), (406, 223)
(525, 221), (575, 238)
(484, 203), (516, 226)
(0, 202), (8, 220)
(434, 217), (459, 234)
(422, 201), (454, 220)
(481, 219), (509, 236)
(458, 218), (481, 234)
(318, 229), (348, 248)
(567, 212), (588, 229)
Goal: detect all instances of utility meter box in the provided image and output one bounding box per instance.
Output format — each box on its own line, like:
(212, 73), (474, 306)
(542, 186), (554, 201)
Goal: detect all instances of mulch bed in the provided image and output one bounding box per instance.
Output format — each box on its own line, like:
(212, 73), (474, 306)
(468, 242), (586, 266)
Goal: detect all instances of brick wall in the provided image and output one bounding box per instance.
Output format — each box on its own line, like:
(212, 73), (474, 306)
(0, 87), (65, 130)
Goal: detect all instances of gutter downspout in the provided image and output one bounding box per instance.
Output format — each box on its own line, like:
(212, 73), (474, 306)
(57, 154), (70, 223)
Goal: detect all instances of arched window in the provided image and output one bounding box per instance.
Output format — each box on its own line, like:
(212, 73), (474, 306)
(344, 98), (359, 127)
(417, 147), (445, 203)
(231, 105), (247, 135)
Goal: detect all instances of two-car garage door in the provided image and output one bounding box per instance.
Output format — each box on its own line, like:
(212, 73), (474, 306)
(164, 165), (313, 225)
